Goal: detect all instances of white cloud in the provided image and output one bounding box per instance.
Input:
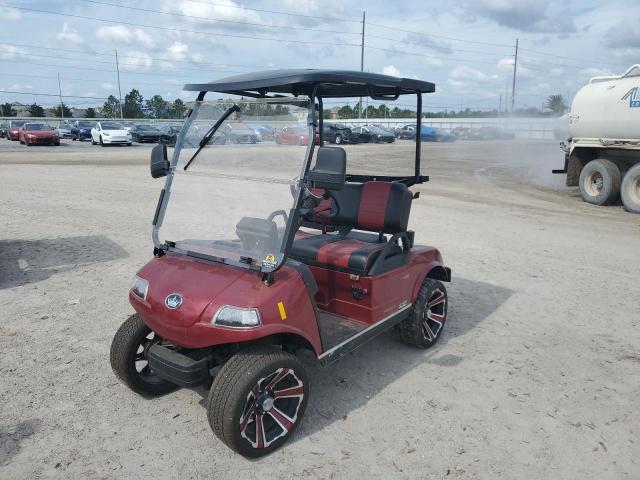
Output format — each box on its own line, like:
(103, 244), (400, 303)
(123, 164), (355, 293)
(1, 84), (33, 92)
(382, 65), (401, 77)
(96, 26), (155, 48)
(57, 23), (83, 44)
(163, 0), (261, 26)
(0, 6), (21, 20)
(0, 45), (26, 60)
(120, 51), (153, 71)
(100, 83), (114, 90)
(167, 41), (189, 60)
(578, 67), (615, 78)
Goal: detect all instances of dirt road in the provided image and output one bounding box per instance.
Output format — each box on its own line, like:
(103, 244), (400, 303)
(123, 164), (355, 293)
(1, 139), (638, 479)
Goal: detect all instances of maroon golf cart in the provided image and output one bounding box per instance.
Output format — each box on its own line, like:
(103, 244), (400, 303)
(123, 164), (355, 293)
(110, 70), (451, 457)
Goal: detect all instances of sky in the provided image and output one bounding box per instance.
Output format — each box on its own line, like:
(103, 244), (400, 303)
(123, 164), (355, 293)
(0, 0), (638, 113)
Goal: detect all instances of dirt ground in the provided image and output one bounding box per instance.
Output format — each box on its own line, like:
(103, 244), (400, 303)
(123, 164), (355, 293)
(0, 138), (638, 479)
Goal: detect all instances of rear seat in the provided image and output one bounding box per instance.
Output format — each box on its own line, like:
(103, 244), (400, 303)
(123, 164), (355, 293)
(291, 179), (413, 275)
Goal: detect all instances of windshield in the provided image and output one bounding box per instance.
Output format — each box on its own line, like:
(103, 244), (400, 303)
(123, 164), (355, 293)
(102, 122), (123, 130)
(138, 125), (159, 131)
(158, 97), (311, 270)
(10, 121), (25, 128)
(25, 124), (49, 131)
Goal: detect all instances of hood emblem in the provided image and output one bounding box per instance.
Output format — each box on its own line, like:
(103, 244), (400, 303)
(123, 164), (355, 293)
(165, 293), (183, 310)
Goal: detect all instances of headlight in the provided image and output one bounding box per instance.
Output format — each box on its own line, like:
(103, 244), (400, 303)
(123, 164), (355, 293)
(131, 275), (149, 300)
(213, 306), (261, 328)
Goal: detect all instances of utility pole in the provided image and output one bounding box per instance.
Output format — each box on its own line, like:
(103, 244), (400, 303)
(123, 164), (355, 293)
(498, 94), (502, 115)
(359, 11), (365, 119)
(115, 50), (124, 119)
(57, 73), (64, 119)
(511, 38), (519, 113)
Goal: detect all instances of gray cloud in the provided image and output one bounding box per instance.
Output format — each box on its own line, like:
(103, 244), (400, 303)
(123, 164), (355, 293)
(456, 0), (578, 33)
(403, 33), (453, 54)
(603, 18), (640, 48)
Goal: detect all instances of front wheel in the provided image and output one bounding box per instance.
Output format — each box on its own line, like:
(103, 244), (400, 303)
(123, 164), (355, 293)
(399, 278), (448, 349)
(100, 136), (105, 147)
(207, 346), (309, 458)
(335, 135), (342, 145)
(110, 314), (179, 397)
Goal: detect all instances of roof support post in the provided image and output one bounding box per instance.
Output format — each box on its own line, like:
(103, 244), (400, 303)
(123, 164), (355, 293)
(415, 91), (422, 179)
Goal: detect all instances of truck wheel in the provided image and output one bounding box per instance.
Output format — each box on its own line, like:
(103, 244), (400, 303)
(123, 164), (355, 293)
(399, 278), (448, 349)
(207, 346), (309, 458)
(621, 164), (640, 213)
(110, 314), (179, 397)
(579, 159), (621, 206)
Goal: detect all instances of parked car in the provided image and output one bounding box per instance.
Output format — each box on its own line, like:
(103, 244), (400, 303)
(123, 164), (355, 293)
(221, 123), (259, 144)
(157, 124), (182, 146)
(322, 123), (358, 144)
(247, 124), (275, 141)
(419, 127), (456, 142)
(56, 122), (72, 138)
(71, 120), (95, 141)
(6, 120), (26, 141)
(395, 124), (416, 139)
(0, 122), (7, 138)
(91, 121), (132, 146)
(274, 126), (319, 145)
(352, 125), (396, 143)
(19, 122), (60, 146)
(129, 124), (163, 143)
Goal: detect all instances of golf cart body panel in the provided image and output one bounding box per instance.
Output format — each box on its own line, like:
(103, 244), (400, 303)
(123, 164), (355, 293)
(130, 253), (322, 353)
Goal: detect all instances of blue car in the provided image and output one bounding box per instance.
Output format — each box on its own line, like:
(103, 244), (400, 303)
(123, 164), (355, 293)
(71, 120), (95, 141)
(419, 126), (456, 142)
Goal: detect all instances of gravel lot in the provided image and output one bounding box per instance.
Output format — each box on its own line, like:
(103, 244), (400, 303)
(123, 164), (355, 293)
(1, 138), (638, 479)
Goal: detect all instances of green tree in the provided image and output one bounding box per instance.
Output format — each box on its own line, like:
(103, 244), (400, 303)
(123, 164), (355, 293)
(545, 94), (567, 115)
(28, 103), (45, 117)
(145, 95), (167, 118)
(170, 98), (187, 118)
(85, 107), (96, 118)
(52, 103), (72, 118)
(337, 105), (354, 119)
(101, 95), (121, 118)
(123, 89), (144, 118)
(1, 102), (16, 117)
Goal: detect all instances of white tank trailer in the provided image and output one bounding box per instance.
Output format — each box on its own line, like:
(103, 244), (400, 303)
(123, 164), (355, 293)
(555, 65), (640, 213)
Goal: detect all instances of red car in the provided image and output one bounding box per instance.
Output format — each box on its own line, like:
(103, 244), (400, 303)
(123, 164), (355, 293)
(19, 123), (60, 146)
(7, 120), (26, 141)
(274, 126), (320, 145)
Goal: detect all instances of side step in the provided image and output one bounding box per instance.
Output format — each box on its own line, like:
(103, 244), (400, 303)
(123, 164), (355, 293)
(317, 305), (412, 366)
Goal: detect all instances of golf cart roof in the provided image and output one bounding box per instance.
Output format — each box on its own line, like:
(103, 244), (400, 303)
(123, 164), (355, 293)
(184, 69), (435, 98)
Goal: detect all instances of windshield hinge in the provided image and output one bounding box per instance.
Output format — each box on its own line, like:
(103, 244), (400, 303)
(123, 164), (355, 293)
(262, 272), (275, 286)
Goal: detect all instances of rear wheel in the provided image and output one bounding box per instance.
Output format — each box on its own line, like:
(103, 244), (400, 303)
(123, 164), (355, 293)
(110, 314), (179, 397)
(207, 346), (308, 458)
(335, 135), (343, 145)
(621, 164), (640, 213)
(579, 158), (621, 206)
(399, 278), (448, 349)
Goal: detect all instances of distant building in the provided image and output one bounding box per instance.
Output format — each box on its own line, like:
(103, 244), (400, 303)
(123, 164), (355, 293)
(10, 102), (30, 116)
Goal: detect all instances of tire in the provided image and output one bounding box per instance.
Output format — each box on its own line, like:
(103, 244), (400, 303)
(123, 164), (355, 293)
(127, 142), (132, 146)
(110, 314), (180, 397)
(579, 158), (621, 206)
(72, 136), (77, 141)
(100, 136), (105, 147)
(54, 142), (60, 146)
(399, 278), (448, 349)
(207, 346), (309, 458)
(91, 137), (97, 145)
(621, 163), (640, 213)
(335, 135), (342, 145)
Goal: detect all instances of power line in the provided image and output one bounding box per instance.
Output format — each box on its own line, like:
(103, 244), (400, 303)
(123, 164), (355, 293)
(366, 21), (513, 48)
(364, 45), (503, 66)
(79, 0), (361, 36)
(518, 47), (627, 68)
(365, 32), (512, 57)
(0, 90), (109, 100)
(0, 4), (363, 48)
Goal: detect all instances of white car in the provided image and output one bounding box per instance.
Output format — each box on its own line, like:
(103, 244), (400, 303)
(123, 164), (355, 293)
(91, 121), (132, 146)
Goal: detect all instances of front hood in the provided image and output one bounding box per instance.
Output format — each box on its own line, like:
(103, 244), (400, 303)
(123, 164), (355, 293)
(27, 131), (57, 137)
(103, 130), (129, 136)
(135, 253), (254, 327)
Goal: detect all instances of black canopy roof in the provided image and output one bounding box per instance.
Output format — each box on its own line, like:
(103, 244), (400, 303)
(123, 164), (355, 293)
(184, 69), (435, 98)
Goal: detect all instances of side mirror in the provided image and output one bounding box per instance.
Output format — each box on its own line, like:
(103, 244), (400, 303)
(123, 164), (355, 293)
(150, 143), (169, 178)
(307, 146), (346, 191)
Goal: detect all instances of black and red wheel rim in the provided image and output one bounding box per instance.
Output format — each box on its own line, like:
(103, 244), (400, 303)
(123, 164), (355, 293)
(422, 288), (446, 342)
(239, 367), (305, 449)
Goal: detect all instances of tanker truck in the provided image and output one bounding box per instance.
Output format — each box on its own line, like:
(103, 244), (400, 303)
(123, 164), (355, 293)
(554, 64), (640, 213)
